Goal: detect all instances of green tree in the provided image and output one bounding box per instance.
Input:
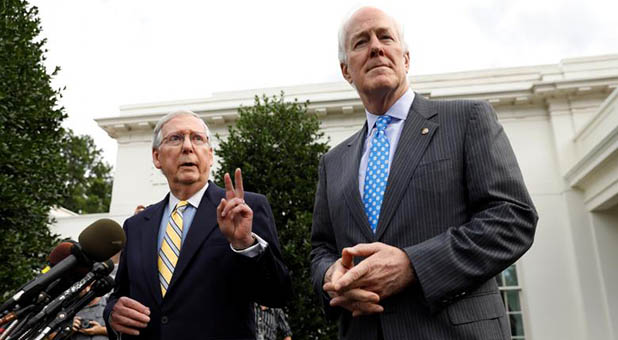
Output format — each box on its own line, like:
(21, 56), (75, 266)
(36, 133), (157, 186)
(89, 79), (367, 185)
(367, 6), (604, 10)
(58, 131), (113, 214)
(0, 0), (67, 297)
(215, 93), (335, 339)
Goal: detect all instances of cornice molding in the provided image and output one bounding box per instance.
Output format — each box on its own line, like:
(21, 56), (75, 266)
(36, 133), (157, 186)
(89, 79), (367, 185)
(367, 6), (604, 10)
(565, 89), (618, 187)
(96, 54), (618, 139)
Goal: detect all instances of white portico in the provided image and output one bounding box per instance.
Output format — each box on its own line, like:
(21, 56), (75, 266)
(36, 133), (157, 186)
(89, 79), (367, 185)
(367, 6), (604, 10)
(53, 54), (618, 340)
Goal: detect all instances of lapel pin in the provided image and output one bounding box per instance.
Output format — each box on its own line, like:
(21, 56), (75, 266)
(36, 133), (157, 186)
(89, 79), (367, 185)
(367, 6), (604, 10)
(421, 128), (429, 135)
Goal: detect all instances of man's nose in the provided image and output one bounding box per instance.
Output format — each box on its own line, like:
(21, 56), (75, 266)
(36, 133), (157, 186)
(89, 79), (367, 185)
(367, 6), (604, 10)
(181, 135), (194, 152)
(369, 36), (384, 58)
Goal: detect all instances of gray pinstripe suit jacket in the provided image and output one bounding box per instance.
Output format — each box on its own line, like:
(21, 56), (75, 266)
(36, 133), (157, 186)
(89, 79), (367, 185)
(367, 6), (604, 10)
(310, 94), (538, 340)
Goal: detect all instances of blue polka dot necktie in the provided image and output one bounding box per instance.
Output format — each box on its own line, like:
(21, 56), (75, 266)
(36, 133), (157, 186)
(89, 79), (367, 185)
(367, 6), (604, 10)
(363, 115), (392, 233)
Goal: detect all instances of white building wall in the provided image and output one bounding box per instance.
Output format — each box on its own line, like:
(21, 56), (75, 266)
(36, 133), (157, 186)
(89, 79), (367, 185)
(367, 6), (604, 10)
(591, 208), (618, 339)
(499, 111), (590, 339)
(108, 133), (155, 215)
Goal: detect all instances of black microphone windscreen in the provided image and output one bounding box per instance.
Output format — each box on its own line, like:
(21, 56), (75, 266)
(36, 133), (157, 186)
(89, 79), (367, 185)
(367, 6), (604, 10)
(92, 276), (115, 296)
(78, 219), (126, 262)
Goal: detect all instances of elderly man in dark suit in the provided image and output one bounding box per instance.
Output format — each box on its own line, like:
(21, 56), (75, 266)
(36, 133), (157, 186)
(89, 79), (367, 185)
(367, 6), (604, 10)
(104, 110), (291, 339)
(310, 6), (538, 340)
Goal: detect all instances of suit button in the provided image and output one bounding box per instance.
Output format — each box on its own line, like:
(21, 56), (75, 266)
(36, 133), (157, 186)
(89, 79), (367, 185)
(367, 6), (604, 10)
(161, 316), (168, 324)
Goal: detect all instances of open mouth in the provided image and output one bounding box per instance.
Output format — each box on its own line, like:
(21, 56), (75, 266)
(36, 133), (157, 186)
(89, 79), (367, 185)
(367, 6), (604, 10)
(180, 162), (197, 167)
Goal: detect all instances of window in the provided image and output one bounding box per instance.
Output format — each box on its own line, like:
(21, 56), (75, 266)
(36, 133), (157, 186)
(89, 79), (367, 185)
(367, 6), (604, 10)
(497, 265), (526, 340)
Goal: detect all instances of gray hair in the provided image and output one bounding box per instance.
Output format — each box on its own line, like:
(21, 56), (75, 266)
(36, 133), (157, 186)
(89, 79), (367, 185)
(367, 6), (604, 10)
(337, 7), (408, 65)
(152, 110), (211, 149)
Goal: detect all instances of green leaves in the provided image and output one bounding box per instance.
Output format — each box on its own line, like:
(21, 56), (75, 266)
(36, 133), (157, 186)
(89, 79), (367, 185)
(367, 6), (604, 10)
(56, 131), (113, 214)
(215, 93), (336, 339)
(0, 0), (111, 299)
(0, 0), (66, 298)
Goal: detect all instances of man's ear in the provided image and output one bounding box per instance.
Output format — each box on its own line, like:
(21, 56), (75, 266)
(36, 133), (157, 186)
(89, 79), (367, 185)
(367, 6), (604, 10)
(152, 148), (162, 169)
(403, 50), (410, 73)
(341, 62), (353, 84)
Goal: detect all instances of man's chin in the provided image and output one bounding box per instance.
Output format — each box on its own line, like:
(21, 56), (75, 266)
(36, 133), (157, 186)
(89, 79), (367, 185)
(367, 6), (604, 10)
(175, 175), (206, 186)
(363, 79), (399, 93)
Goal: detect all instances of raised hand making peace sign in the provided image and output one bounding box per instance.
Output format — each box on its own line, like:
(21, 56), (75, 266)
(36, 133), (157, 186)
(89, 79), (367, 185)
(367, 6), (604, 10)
(216, 168), (256, 249)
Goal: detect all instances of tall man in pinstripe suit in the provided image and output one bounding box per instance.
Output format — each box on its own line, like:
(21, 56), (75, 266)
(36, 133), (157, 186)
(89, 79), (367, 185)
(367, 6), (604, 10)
(310, 7), (538, 340)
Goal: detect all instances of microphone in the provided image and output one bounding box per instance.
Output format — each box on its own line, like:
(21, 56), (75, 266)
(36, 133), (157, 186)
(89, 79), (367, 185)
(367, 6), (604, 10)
(30, 275), (115, 340)
(78, 218), (126, 262)
(24, 260), (115, 331)
(0, 305), (34, 327)
(47, 241), (90, 282)
(0, 242), (76, 315)
(6, 260), (115, 340)
(48, 241), (75, 265)
(0, 219), (125, 313)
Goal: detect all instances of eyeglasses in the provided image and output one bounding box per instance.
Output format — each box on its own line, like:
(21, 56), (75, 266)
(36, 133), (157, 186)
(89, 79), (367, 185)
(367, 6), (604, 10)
(162, 132), (209, 147)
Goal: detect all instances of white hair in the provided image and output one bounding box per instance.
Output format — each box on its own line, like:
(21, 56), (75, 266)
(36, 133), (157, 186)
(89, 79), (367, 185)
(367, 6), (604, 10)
(152, 110), (211, 149)
(337, 6), (409, 65)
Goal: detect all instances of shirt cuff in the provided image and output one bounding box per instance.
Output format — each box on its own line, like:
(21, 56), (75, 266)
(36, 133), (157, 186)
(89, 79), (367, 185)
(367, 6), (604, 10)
(230, 233), (268, 258)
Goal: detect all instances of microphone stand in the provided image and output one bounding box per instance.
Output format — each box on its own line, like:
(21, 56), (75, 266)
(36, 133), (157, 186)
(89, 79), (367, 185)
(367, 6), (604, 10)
(0, 244), (92, 315)
(1, 315), (32, 340)
(7, 261), (113, 340)
(0, 283), (65, 340)
(0, 305), (35, 328)
(30, 276), (115, 340)
(0, 320), (19, 340)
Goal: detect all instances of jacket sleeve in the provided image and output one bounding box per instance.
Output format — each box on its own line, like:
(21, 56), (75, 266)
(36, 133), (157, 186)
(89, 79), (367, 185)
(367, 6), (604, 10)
(242, 194), (292, 307)
(309, 156), (342, 320)
(103, 221), (130, 340)
(405, 101), (538, 313)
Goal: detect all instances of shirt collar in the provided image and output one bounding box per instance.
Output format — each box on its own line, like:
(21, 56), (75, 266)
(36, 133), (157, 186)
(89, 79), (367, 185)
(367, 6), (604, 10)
(167, 181), (209, 215)
(365, 89), (415, 133)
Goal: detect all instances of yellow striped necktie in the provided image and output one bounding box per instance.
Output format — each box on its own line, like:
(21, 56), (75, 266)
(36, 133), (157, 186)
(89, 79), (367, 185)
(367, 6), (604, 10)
(158, 200), (188, 297)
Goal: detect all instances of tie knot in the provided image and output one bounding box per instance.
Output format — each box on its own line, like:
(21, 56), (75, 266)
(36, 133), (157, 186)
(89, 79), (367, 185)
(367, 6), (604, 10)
(175, 200), (189, 212)
(375, 115), (392, 132)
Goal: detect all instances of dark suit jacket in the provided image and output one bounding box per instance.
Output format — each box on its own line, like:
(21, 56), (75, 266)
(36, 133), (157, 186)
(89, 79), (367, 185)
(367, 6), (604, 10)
(310, 94), (538, 340)
(104, 182), (291, 340)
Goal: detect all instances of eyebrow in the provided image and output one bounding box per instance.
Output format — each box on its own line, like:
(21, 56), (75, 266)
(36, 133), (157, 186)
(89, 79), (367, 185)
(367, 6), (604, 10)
(164, 130), (207, 137)
(349, 26), (396, 45)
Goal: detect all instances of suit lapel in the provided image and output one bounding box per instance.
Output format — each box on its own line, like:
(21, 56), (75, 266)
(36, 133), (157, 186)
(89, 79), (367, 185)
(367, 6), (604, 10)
(342, 124), (376, 241)
(140, 197), (167, 305)
(167, 182), (221, 292)
(376, 94), (439, 239)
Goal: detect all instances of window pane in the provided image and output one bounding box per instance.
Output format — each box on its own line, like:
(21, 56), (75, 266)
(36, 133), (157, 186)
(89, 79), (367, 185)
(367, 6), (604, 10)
(503, 265), (519, 286)
(496, 273), (504, 287)
(506, 290), (521, 312)
(509, 313), (525, 336)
